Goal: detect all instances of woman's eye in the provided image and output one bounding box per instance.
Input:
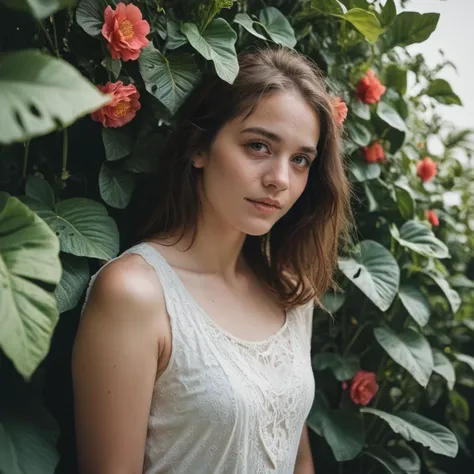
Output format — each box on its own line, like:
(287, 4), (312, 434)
(292, 155), (311, 167)
(248, 142), (269, 153)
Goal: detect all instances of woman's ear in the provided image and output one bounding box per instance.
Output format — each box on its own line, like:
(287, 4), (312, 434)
(192, 150), (208, 169)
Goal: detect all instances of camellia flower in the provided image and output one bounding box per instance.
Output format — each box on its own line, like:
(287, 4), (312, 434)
(356, 70), (386, 104)
(426, 209), (439, 226)
(363, 142), (385, 163)
(102, 2), (150, 61)
(91, 81), (141, 128)
(347, 370), (379, 406)
(331, 96), (348, 126)
(417, 156), (437, 182)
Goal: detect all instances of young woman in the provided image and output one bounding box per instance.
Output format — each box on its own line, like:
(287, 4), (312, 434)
(72, 46), (352, 474)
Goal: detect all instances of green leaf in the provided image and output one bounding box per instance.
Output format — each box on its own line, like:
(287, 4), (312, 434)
(258, 7), (297, 48)
(390, 221), (450, 259)
(23, 197), (119, 261)
(337, 9), (386, 42)
(351, 101), (371, 120)
(364, 447), (405, 474)
(312, 353), (359, 381)
(360, 409), (458, 457)
(102, 128), (134, 162)
(307, 392), (364, 461)
(124, 132), (162, 174)
(321, 290), (346, 314)
(377, 102), (406, 132)
(378, 12), (439, 51)
(0, 50), (110, 145)
(350, 161), (381, 182)
(338, 240), (400, 311)
(423, 79), (462, 106)
(139, 44), (200, 115)
(309, 0), (344, 15)
(166, 20), (188, 50)
(99, 162), (137, 209)
(374, 326), (433, 387)
(346, 121), (371, 146)
(379, 0), (397, 26)
(0, 0), (76, 19)
(454, 353), (474, 373)
(0, 196), (61, 378)
(384, 64), (407, 95)
(233, 13), (266, 40)
(55, 254), (89, 313)
(399, 283), (430, 327)
(433, 350), (455, 390)
(76, 0), (104, 37)
(389, 443), (421, 474)
(363, 182), (378, 212)
(420, 272), (461, 314)
(25, 175), (55, 209)
(339, 0), (369, 9)
(394, 183), (415, 219)
(101, 56), (121, 81)
(181, 19), (238, 84)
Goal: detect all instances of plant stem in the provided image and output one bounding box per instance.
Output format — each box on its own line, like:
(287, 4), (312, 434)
(38, 21), (56, 53)
(61, 128), (69, 180)
(343, 321), (370, 356)
(51, 17), (60, 57)
(22, 140), (30, 179)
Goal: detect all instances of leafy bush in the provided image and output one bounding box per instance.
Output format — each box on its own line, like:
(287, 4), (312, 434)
(1, 0), (473, 473)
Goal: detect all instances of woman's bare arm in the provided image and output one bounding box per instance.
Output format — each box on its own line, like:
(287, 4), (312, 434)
(72, 255), (167, 474)
(294, 424), (315, 474)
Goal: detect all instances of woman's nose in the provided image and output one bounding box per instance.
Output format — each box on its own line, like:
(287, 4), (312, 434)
(262, 159), (289, 191)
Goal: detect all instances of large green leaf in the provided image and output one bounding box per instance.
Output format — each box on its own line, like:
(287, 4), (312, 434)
(0, 50), (110, 145)
(364, 443), (420, 474)
(321, 290), (346, 314)
(377, 102), (406, 132)
(312, 353), (359, 381)
(102, 128), (134, 162)
(378, 0), (397, 26)
(166, 20), (188, 50)
(99, 162), (137, 209)
(0, 195), (61, 378)
(361, 408), (458, 457)
(390, 221), (450, 259)
(454, 353), (474, 373)
(307, 392), (364, 461)
(394, 183), (415, 219)
(23, 197), (119, 261)
(346, 121), (371, 146)
(0, 0), (76, 19)
(420, 271), (461, 314)
(76, 0), (104, 37)
(351, 100), (371, 120)
(338, 240), (400, 311)
(384, 64), (407, 95)
(364, 447), (405, 474)
(139, 44), (200, 115)
(233, 13), (266, 40)
(350, 161), (381, 182)
(433, 350), (455, 390)
(399, 283), (430, 327)
(25, 175), (55, 209)
(258, 7), (297, 48)
(374, 326), (433, 387)
(423, 79), (462, 106)
(337, 8), (386, 42)
(55, 254), (89, 313)
(181, 19), (238, 84)
(309, 0), (344, 15)
(378, 12), (439, 51)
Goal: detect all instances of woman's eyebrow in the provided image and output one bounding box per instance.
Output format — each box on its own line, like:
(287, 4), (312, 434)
(241, 126), (318, 155)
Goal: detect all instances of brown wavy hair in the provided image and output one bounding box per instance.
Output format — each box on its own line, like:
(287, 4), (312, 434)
(132, 46), (353, 309)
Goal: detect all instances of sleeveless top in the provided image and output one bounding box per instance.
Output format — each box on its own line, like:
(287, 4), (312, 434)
(82, 242), (316, 474)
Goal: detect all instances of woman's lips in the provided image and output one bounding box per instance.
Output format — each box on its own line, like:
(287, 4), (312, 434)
(246, 199), (281, 214)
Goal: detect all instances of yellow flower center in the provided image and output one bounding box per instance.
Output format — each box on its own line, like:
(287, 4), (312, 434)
(119, 20), (135, 40)
(114, 100), (132, 117)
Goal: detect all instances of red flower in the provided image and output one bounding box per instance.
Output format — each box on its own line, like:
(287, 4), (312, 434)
(91, 81), (141, 128)
(349, 370), (379, 406)
(417, 157), (437, 182)
(331, 96), (348, 126)
(356, 70), (386, 105)
(363, 142), (385, 163)
(426, 210), (439, 226)
(102, 2), (150, 61)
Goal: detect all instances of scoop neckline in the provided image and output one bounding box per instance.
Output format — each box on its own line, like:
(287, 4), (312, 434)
(142, 241), (292, 346)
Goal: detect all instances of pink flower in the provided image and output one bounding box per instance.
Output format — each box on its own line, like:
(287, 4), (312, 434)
(90, 81), (141, 128)
(363, 142), (385, 164)
(417, 157), (437, 182)
(356, 70), (386, 105)
(331, 96), (348, 126)
(426, 210), (439, 226)
(349, 370), (379, 406)
(102, 2), (150, 61)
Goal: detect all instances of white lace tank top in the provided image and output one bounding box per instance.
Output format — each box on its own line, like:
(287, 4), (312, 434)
(83, 242), (316, 474)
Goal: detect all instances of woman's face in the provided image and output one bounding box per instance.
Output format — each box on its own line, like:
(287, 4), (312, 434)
(193, 89), (321, 236)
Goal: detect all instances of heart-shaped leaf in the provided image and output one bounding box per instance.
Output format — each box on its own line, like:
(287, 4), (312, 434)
(99, 162), (137, 209)
(233, 13), (267, 40)
(337, 8), (386, 42)
(420, 271), (461, 314)
(76, 0), (104, 37)
(346, 121), (371, 146)
(312, 353), (360, 381)
(454, 353), (474, 372)
(0, 50), (110, 145)
(374, 326), (433, 387)
(390, 220), (450, 259)
(350, 100), (371, 120)
(350, 161), (381, 182)
(394, 183), (415, 219)
(166, 20), (188, 50)
(0, 195), (61, 378)
(384, 64), (407, 95)
(377, 102), (406, 132)
(23, 197), (119, 261)
(1, 0), (76, 19)
(102, 128), (134, 162)
(423, 79), (462, 106)
(181, 19), (238, 84)
(139, 44), (200, 115)
(258, 7), (297, 48)
(433, 349), (455, 390)
(361, 408), (458, 457)
(339, 240), (400, 311)
(399, 283), (430, 327)
(55, 254), (89, 313)
(25, 175), (55, 209)
(363, 447), (405, 474)
(321, 290), (346, 314)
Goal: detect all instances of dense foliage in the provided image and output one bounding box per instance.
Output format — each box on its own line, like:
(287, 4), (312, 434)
(1, 0), (473, 473)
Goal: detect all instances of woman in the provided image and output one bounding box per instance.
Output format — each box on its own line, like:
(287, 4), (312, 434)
(72, 46), (352, 474)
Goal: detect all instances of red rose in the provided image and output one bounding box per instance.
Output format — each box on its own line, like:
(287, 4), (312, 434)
(349, 370), (379, 406)
(102, 2), (150, 61)
(90, 81), (141, 128)
(425, 210), (439, 226)
(331, 96), (348, 126)
(356, 70), (386, 105)
(417, 157), (437, 182)
(363, 142), (385, 163)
